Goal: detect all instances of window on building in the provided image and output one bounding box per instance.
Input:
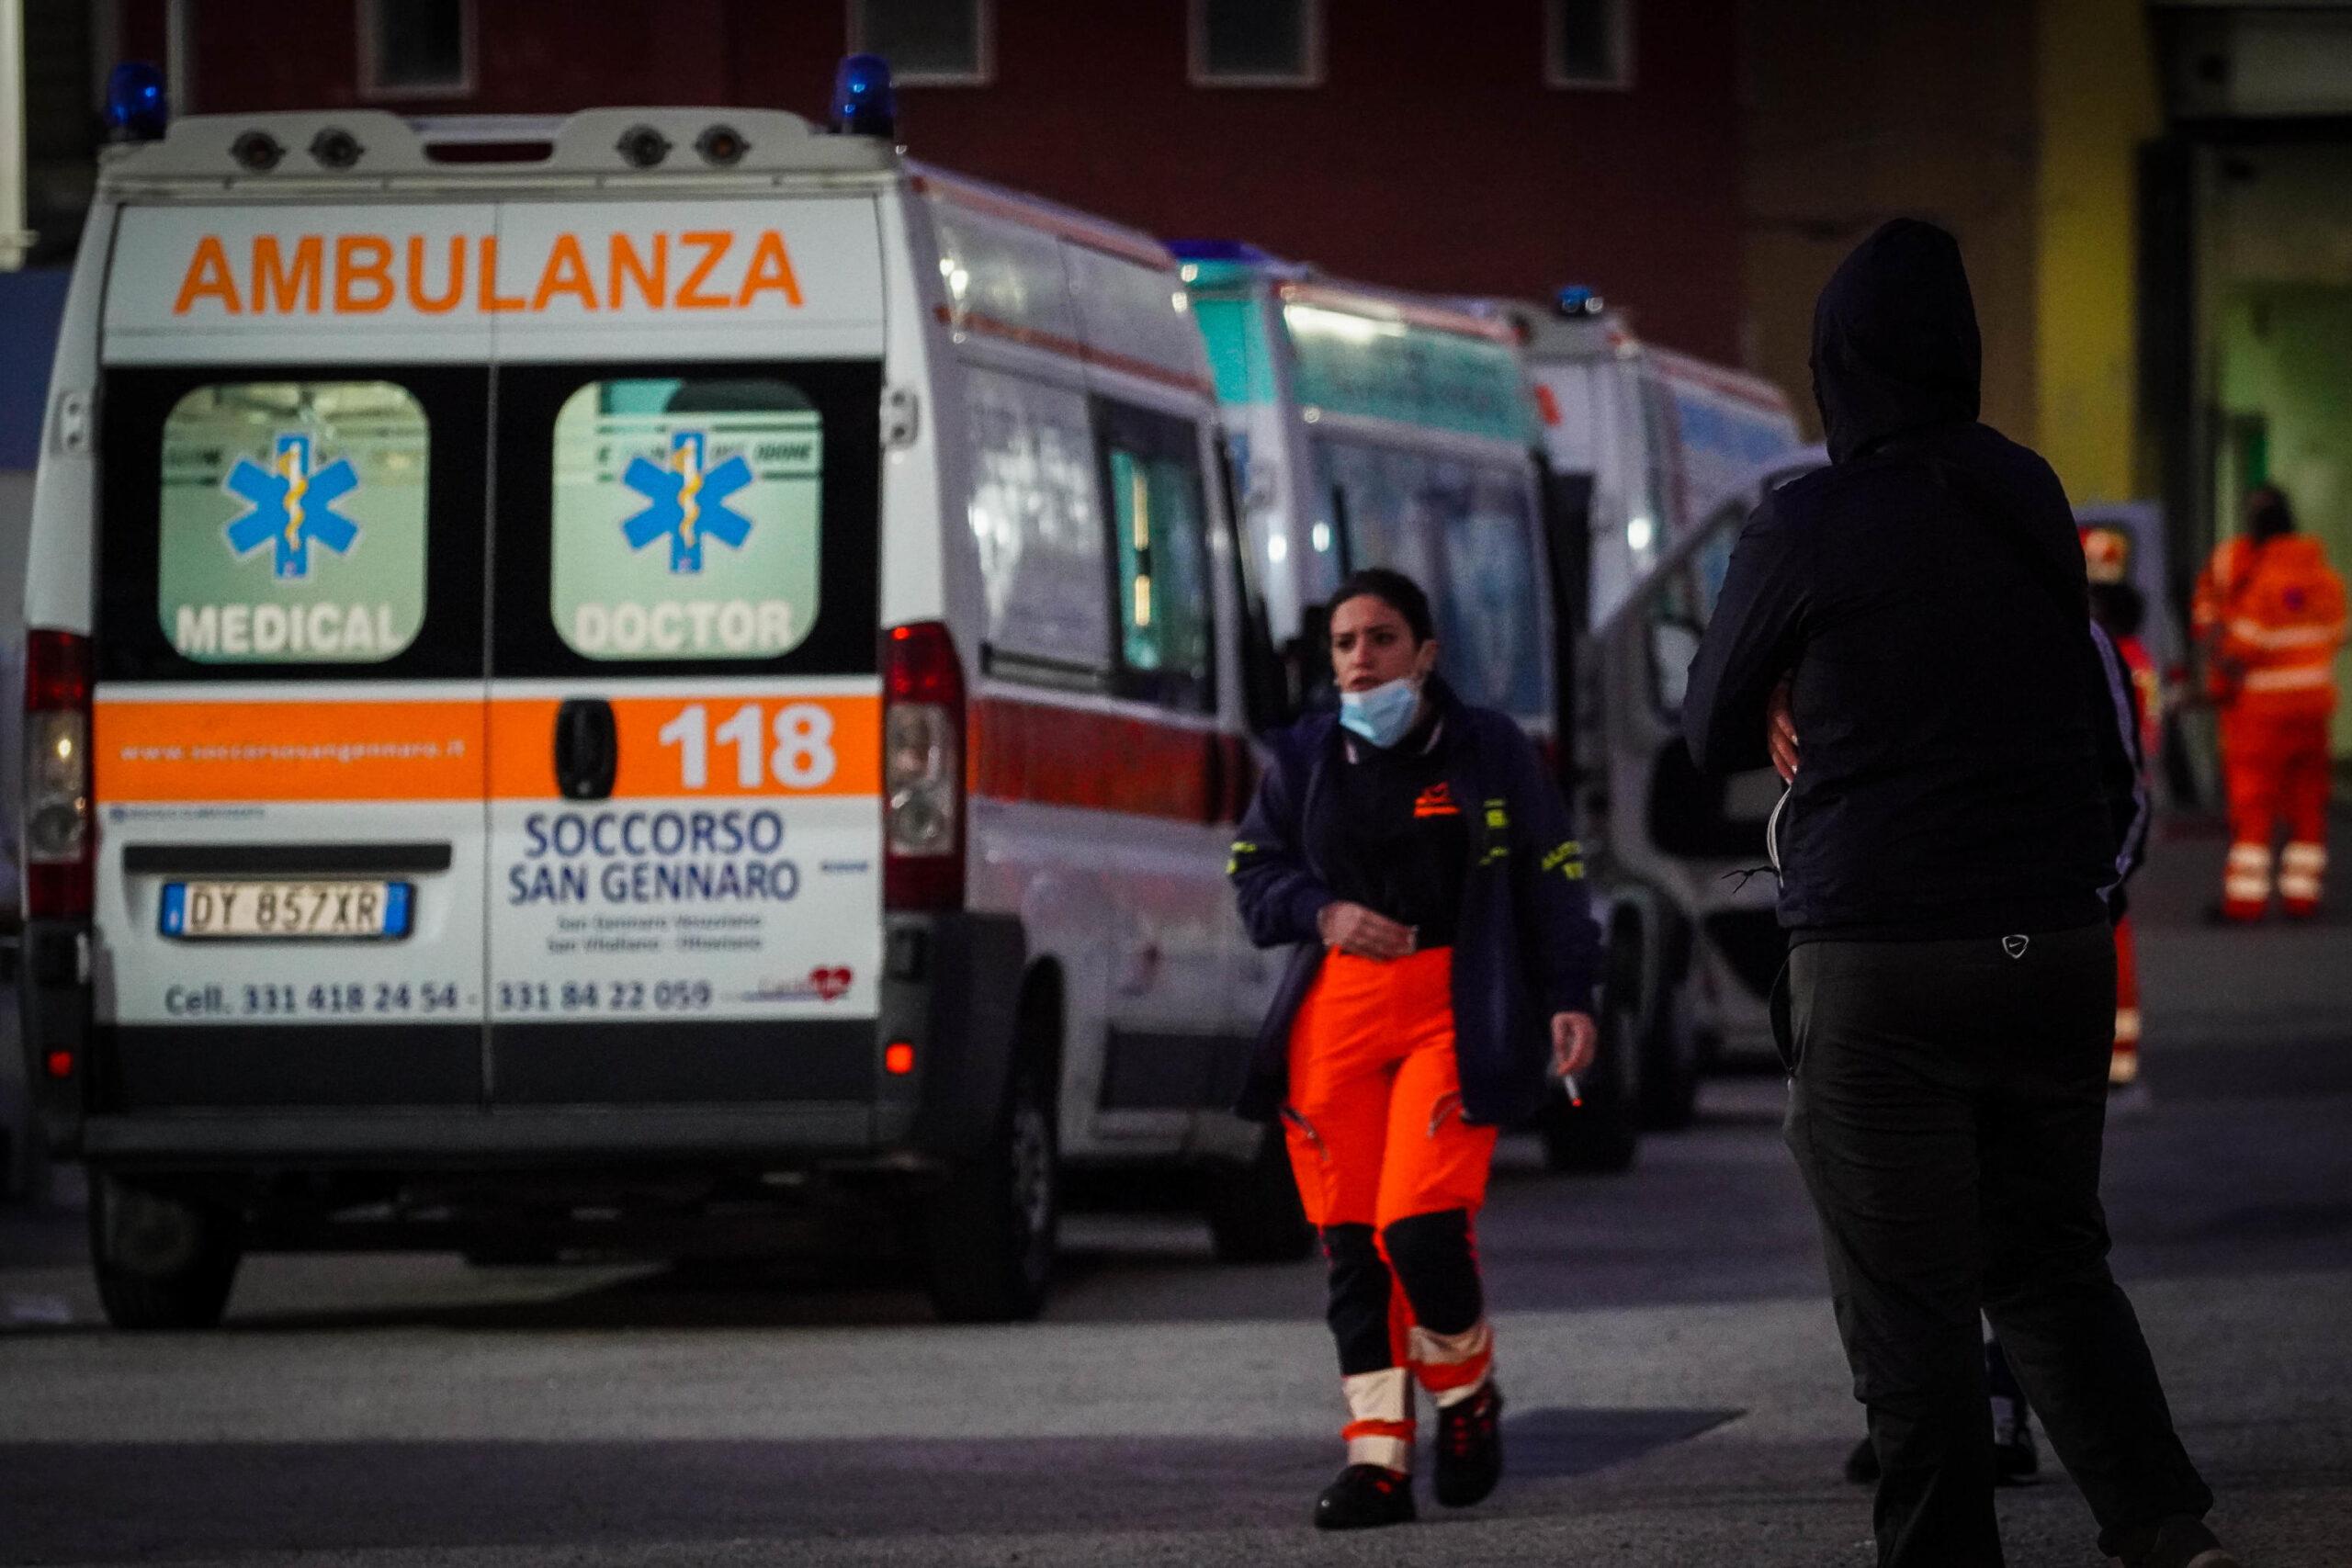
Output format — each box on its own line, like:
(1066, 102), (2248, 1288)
(1192, 0), (1322, 86)
(358, 0), (473, 97)
(1546, 0), (1633, 89)
(851, 0), (993, 85)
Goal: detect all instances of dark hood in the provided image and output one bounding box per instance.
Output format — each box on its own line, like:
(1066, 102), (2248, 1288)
(1811, 219), (1982, 463)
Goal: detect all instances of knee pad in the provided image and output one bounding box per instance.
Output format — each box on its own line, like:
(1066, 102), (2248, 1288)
(1382, 1210), (1482, 1336)
(1321, 1224), (1394, 1376)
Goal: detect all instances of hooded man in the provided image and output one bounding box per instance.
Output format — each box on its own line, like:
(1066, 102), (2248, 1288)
(1682, 220), (2232, 1568)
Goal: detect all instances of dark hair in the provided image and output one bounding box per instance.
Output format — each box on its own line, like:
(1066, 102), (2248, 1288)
(2248, 484), (2296, 542)
(1329, 568), (1436, 644)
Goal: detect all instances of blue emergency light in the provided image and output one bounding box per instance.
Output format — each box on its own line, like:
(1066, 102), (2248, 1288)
(831, 54), (897, 139)
(105, 61), (169, 142)
(1555, 285), (1605, 319)
(1168, 240), (1276, 265)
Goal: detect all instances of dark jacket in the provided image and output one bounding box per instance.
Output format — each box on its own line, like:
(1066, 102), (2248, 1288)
(1683, 219), (2134, 941)
(1228, 679), (1602, 1126)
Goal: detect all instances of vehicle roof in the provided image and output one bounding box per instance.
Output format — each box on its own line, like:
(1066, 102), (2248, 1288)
(97, 107), (896, 194)
(1177, 245), (1518, 346)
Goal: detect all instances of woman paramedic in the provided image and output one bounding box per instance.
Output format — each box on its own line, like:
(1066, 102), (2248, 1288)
(1228, 568), (1602, 1529)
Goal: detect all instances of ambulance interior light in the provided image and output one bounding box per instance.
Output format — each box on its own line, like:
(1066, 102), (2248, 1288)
(832, 54), (898, 140)
(104, 62), (168, 142)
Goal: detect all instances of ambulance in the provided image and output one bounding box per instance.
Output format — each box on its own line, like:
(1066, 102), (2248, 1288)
(20, 65), (1303, 1328)
(1505, 293), (1804, 1073)
(1176, 244), (1672, 1172)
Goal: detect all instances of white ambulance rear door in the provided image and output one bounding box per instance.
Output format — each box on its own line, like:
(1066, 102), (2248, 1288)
(479, 196), (893, 1107)
(91, 201), (495, 1109)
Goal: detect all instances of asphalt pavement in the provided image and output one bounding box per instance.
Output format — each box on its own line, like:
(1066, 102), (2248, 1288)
(2, 815), (2348, 1567)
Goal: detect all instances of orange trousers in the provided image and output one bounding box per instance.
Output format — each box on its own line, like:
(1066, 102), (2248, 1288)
(2220, 709), (2332, 919)
(2109, 913), (2141, 1087)
(1284, 947), (1498, 1470)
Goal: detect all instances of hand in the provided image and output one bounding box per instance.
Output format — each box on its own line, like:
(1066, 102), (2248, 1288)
(1551, 1011), (1598, 1079)
(1767, 675), (1800, 784)
(1316, 900), (1415, 962)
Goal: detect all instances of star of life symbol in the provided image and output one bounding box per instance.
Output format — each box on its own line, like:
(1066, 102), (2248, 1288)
(222, 434), (361, 579)
(621, 431), (755, 573)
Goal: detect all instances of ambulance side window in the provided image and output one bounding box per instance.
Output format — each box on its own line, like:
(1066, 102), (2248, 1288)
(153, 380), (431, 665)
(545, 377), (821, 662)
(1096, 400), (1216, 713)
(967, 368), (1114, 685)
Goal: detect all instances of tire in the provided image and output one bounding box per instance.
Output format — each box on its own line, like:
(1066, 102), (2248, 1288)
(1203, 1124), (1314, 1263)
(1636, 954), (1704, 1133)
(921, 1056), (1059, 1324)
(88, 1172), (243, 1332)
(1538, 997), (1641, 1174)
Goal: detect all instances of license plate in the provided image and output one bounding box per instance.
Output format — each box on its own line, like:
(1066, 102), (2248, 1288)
(160, 881), (412, 941)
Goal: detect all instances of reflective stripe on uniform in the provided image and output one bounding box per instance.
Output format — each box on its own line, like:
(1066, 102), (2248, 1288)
(2243, 666), (2333, 693)
(1341, 1367), (1414, 1468)
(2113, 1006), (2143, 1045)
(2279, 840), (2326, 904)
(2224, 840), (2273, 903)
(1408, 1318), (1495, 1407)
(2226, 617), (2346, 650)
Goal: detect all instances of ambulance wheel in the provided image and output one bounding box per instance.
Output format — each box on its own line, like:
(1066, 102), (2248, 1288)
(88, 1172), (243, 1332)
(1203, 1125), (1314, 1263)
(1636, 961), (1704, 1133)
(1538, 998), (1641, 1174)
(921, 1057), (1059, 1324)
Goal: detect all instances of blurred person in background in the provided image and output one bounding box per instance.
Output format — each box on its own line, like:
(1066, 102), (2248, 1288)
(2085, 526), (2159, 1091)
(2192, 484), (2346, 922)
(1228, 568), (1600, 1530)
(1684, 219), (2232, 1568)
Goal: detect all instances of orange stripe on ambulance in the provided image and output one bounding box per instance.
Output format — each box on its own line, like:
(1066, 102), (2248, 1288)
(169, 230), (807, 316)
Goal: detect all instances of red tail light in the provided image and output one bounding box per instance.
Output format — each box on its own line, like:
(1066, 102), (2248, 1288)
(882, 621), (966, 912)
(24, 630), (94, 920)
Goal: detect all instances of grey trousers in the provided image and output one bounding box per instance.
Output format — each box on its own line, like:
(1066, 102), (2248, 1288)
(1783, 924), (2211, 1568)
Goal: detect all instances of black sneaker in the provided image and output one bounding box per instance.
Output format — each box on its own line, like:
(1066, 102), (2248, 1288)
(1433, 1383), (1504, 1507)
(1995, 1419), (2041, 1486)
(1844, 1435), (1880, 1484)
(1314, 1463), (1416, 1529)
(2122, 1515), (2241, 1568)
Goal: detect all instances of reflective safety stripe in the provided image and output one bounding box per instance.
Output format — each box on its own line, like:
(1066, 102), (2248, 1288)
(1344, 1433), (1413, 1471)
(2282, 842), (2328, 874)
(2109, 1046), (2141, 1087)
(2113, 1006), (2143, 1045)
(1340, 1368), (1415, 1469)
(2226, 617), (2346, 649)
(1343, 1367), (1410, 1426)
(2243, 666), (2333, 693)
(2280, 877), (2322, 903)
(2228, 843), (2274, 869)
(2224, 878), (2271, 903)
(1408, 1318), (1495, 1406)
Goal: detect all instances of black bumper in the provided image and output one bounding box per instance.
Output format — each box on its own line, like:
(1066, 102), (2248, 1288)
(24, 911), (1028, 1172)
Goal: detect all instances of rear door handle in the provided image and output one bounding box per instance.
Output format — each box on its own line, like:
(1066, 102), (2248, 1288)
(554, 698), (617, 801)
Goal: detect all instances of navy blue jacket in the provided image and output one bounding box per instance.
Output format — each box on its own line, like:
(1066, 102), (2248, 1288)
(1228, 681), (1601, 1126)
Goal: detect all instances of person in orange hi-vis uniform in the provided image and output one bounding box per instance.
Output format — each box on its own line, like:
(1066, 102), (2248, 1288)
(2191, 485), (2347, 921)
(2084, 526), (2160, 1088)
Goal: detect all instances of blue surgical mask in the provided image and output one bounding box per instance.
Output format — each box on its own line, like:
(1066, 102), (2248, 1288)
(1340, 675), (1422, 749)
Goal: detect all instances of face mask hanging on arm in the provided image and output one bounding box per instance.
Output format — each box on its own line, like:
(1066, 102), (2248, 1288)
(1340, 675), (1422, 749)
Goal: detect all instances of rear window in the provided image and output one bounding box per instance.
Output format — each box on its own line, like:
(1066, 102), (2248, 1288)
(549, 377), (821, 661)
(157, 379), (428, 663)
